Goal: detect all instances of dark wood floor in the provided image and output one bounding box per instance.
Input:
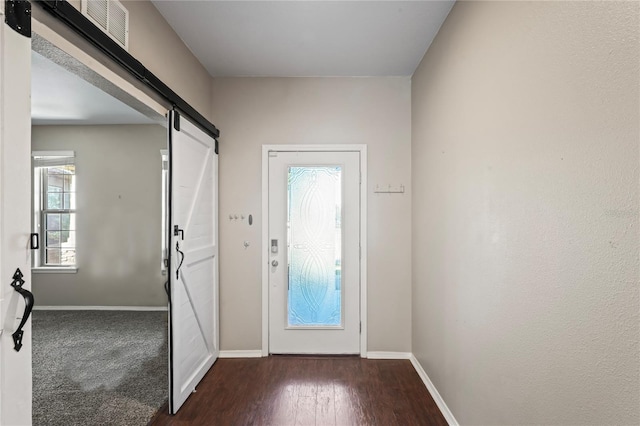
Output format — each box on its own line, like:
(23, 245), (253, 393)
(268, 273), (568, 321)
(149, 356), (447, 426)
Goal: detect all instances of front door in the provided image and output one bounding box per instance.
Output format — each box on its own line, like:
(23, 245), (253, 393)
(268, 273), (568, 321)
(268, 150), (360, 354)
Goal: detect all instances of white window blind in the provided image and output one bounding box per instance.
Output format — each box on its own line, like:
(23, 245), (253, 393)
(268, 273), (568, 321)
(32, 151), (75, 167)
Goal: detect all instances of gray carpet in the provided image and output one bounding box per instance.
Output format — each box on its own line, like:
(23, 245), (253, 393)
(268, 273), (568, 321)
(32, 310), (168, 426)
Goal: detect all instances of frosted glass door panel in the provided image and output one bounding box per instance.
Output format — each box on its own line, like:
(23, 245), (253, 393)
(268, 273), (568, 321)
(288, 166), (342, 327)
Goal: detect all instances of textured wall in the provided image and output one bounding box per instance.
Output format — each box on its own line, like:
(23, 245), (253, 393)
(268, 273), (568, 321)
(212, 77), (412, 352)
(32, 125), (168, 307)
(411, 1), (639, 424)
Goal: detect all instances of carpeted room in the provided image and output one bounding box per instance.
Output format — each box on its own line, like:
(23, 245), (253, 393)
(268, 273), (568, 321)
(30, 116), (169, 424)
(32, 310), (166, 425)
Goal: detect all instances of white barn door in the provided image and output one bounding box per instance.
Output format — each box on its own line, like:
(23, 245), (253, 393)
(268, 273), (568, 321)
(168, 111), (219, 413)
(0, 4), (33, 424)
(0, 5), (33, 425)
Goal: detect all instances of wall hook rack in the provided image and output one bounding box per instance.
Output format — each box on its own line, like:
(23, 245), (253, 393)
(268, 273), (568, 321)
(10, 268), (34, 352)
(374, 184), (405, 194)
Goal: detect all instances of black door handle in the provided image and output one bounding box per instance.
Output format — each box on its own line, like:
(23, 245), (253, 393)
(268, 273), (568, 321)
(30, 233), (39, 250)
(175, 242), (185, 279)
(10, 268), (34, 352)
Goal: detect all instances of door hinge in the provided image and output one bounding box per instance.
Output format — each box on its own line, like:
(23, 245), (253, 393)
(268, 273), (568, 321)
(360, 322), (362, 333)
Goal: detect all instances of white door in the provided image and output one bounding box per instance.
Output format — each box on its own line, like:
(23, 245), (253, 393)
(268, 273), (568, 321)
(268, 151), (360, 354)
(0, 6), (33, 425)
(168, 111), (219, 413)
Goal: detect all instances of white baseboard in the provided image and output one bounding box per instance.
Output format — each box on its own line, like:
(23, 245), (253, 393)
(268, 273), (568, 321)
(219, 350), (263, 358)
(367, 351), (412, 359)
(410, 354), (458, 426)
(33, 305), (168, 311)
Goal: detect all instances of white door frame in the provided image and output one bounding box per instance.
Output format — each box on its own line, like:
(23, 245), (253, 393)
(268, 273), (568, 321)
(261, 144), (368, 357)
(31, 17), (166, 120)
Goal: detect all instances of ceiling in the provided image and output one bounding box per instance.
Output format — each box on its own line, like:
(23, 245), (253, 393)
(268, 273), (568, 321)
(151, 0), (455, 77)
(31, 51), (156, 125)
(31, 1), (454, 125)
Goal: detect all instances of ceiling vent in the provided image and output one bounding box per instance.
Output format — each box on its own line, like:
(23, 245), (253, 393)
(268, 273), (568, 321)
(81, 0), (129, 50)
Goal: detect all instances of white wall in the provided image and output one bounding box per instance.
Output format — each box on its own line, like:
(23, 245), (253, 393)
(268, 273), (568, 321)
(32, 124), (167, 307)
(411, 1), (639, 423)
(212, 77), (412, 352)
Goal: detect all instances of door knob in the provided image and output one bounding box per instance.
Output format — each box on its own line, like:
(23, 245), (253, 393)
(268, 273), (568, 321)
(271, 260), (278, 267)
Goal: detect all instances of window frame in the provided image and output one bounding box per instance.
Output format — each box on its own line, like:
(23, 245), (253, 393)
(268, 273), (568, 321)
(32, 151), (78, 272)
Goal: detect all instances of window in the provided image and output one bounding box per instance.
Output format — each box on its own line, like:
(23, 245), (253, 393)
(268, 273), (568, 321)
(32, 151), (76, 268)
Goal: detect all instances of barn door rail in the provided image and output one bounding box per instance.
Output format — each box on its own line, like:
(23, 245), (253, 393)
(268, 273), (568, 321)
(10, 268), (34, 352)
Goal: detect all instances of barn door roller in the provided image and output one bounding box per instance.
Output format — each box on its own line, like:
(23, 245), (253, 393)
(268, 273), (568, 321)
(4, 0), (31, 38)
